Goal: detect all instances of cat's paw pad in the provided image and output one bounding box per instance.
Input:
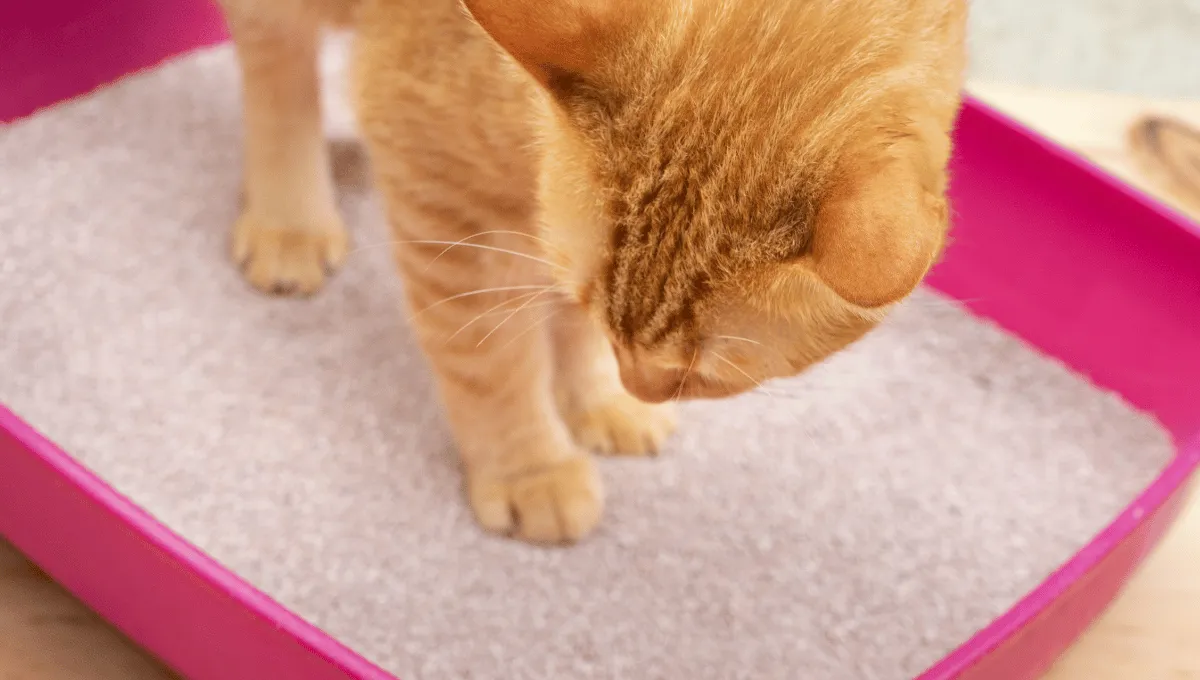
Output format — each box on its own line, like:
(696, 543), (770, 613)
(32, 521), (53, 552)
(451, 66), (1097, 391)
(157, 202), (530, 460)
(232, 212), (349, 296)
(564, 392), (678, 457)
(468, 456), (603, 545)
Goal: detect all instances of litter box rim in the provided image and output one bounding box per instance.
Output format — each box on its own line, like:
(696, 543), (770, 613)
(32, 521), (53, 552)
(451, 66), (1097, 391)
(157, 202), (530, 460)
(2, 0), (1200, 675)
(915, 95), (1200, 680)
(2, 408), (1197, 680)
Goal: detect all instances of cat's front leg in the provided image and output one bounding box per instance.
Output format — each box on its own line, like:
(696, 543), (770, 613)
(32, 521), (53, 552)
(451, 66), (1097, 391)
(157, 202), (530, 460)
(397, 246), (604, 544)
(222, 2), (348, 296)
(552, 302), (678, 457)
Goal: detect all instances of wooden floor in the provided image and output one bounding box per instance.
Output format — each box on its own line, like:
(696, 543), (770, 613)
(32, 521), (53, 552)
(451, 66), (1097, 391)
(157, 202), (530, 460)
(0, 542), (176, 679)
(2, 85), (1199, 679)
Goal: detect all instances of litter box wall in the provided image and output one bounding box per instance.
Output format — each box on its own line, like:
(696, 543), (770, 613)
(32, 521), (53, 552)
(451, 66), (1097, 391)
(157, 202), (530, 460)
(1, 2), (1199, 680)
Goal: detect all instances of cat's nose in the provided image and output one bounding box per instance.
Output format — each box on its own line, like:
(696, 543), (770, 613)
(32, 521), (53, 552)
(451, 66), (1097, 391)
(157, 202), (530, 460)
(616, 357), (685, 404)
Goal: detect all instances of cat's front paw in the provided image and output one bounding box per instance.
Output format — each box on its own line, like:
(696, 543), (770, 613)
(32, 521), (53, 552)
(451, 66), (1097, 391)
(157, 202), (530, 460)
(468, 456), (603, 545)
(562, 391), (678, 457)
(231, 212), (349, 296)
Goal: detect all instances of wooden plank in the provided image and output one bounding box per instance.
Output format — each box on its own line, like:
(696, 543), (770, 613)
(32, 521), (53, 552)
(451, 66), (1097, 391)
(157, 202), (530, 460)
(969, 83), (1200, 221)
(0, 541), (175, 679)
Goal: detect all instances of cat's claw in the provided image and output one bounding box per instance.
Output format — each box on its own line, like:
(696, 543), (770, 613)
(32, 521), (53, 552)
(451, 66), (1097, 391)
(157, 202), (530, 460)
(468, 456), (603, 545)
(231, 212), (349, 296)
(563, 392), (678, 456)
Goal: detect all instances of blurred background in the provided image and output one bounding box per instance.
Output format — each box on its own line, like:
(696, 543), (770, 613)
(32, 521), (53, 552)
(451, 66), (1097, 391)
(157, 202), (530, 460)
(969, 0), (1200, 97)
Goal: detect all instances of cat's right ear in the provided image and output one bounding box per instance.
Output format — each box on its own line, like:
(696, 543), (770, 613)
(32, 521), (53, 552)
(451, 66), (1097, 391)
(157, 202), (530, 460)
(461, 0), (632, 91)
(807, 160), (949, 310)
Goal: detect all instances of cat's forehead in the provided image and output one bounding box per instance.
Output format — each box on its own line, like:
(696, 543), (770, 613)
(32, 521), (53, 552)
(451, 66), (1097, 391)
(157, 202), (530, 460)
(562, 3), (903, 173)
(573, 88), (823, 250)
(543, 0), (942, 246)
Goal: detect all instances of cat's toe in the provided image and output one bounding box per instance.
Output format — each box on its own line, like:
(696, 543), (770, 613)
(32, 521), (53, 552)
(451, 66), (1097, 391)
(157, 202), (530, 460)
(468, 455), (603, 545)
(564, 392), (678, 457)
(231, 212), (349, 296)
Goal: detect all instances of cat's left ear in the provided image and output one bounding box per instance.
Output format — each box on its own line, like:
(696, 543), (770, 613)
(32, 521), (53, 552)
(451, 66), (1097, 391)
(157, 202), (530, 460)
(461, 0), (634, 90)
(808, 161), (948, 309)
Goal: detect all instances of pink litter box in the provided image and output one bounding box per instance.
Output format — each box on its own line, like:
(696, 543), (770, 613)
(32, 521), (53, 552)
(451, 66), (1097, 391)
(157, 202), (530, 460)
(1, 1), (1198, 679)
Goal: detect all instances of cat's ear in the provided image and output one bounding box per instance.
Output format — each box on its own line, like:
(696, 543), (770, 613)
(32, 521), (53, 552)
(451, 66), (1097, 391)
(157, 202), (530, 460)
(461, 0), (630, 90)
(808, 162), (948, 309)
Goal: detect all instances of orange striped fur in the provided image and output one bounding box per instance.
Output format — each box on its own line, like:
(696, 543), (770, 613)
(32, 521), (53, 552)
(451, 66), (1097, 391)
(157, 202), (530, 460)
(215, 0), (967, 544)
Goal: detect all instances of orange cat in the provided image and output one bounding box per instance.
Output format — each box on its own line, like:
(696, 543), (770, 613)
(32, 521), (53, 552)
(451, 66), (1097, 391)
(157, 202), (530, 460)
(216, 0), (967, 544)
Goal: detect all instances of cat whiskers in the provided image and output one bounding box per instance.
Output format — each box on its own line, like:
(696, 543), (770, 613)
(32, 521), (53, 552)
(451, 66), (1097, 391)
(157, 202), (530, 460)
(397, 239), (568, 272)
(444, 290), (550, 343)
(475, 288), (556, 347)
(672, 349), (700, 402)
(749, 385), (816, 401)
(341, 230), (560, 264)
(898, 295), (986, 310)
(710, 351), (773, 396)
(411, 284), (554, 319)
(715, 334), (763, 347)
(494, 306), (563, 354)
(420, 230), (560, 271)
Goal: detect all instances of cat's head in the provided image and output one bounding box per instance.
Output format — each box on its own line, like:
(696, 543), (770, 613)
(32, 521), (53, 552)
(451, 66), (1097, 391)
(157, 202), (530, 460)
(466, 0), (965, 402)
